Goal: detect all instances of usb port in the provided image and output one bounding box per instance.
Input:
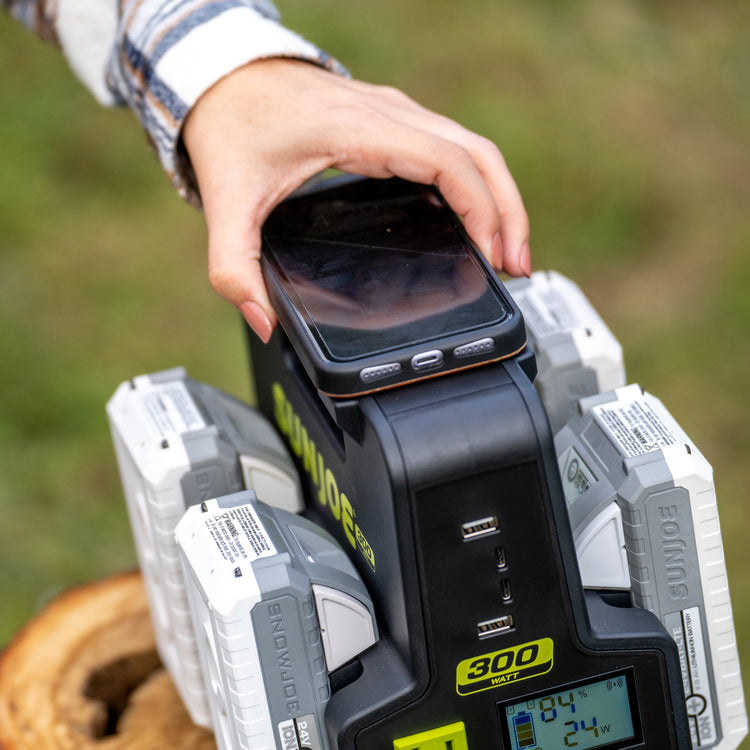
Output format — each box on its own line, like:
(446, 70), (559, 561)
(477, 614), (514, 639)
(495, 545), (508, 570)
(500, 578), (513, 603)
(461, 515), (499, 541)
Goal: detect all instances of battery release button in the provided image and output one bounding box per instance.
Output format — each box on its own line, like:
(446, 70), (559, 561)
(239, 455), (303, 514)
(393, 722), (469, 750)
(312, 584), (377, 671)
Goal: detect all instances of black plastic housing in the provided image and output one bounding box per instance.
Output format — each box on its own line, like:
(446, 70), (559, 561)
(248, 327), (691, 750)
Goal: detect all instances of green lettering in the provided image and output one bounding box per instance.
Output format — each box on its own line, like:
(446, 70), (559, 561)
(288, 413), (303, 457)
(325, 468), (341, 520)
(302, 430), (318, 483)
(272, 383), (288, 435)
(341, 493), (356, 549)
(268, 383), (374, 571)
(317, 454), (327, 505)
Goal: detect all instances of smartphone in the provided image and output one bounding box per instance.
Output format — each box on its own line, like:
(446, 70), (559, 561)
(260, 176), (527, 397)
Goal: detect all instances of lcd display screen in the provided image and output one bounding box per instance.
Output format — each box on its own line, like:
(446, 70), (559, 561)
(262, 178), (510, 362)
(499, 671), (641, 750)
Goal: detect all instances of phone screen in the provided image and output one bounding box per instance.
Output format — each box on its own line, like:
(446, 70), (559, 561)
(262, 178), (510, 362)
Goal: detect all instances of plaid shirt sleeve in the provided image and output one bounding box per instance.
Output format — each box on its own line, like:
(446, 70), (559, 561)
(2, 0), (346, 202)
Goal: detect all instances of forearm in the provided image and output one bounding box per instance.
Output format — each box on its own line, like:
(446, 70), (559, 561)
(104, 0), (347, 202)
(2, 0), (346, 201)
(3, 0), (531, 342)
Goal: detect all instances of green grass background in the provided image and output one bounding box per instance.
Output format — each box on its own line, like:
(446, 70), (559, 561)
(1, 0), (748, 739)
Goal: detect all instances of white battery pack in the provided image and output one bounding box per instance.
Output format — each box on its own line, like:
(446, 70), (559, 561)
(505, 270), (625, 433)
(556, 384), (747, 750)
(176, 491), (378, 750)
(106, 367), (303, 726)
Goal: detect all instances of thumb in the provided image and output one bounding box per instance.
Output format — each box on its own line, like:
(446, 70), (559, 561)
(205, 210), (278, 343)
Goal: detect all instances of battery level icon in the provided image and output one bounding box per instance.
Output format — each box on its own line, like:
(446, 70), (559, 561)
(512, 711), (536, 748)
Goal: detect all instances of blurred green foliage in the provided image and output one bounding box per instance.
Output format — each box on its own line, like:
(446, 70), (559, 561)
(0, 0), (748, 739)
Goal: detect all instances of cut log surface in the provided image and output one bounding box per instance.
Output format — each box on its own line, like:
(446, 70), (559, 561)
(0, 572), (216, 750)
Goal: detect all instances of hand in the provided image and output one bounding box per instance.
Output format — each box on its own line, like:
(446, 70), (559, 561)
(182, 58), (531, 343)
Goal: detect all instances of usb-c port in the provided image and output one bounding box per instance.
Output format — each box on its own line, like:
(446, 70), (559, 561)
(500, 578), (512, 603)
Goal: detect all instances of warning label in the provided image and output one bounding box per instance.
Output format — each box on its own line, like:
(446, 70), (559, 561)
(204, 505), (277, 566)
(516, 286), (578, 338)
(666, 607), (717, 748)
(593, 398), (678, 458)
(137, 381), (205, 439)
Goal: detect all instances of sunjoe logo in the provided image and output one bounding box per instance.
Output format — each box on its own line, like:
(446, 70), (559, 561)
(271, 381), (376, 571)
(456, 638), (554, 696)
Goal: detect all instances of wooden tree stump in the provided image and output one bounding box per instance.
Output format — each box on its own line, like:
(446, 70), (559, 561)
(0, 571), (216, 750)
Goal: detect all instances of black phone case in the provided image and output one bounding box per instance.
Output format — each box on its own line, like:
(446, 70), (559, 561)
(261, 176), (527, 397)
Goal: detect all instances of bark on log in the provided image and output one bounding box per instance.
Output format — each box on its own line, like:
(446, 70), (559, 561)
(0, 572), (215, 750)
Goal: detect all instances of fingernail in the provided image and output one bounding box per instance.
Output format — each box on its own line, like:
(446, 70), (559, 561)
(491, 233), (503, 269)
(520, 241), (532, 278)
(240, 301), (273, 344)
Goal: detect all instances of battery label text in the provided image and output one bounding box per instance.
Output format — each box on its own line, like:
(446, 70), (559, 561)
(666, 607), (718, 748)
(204, 505), (276, 566)
(593, 398), (678, 458)
(136, 381), (205, 439)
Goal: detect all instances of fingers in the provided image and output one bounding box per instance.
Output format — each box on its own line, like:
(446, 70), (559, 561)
(190, 153), (285, 342)
(461, 135), (530, 277)
(203, 200), (275, 342)
(341, 81), (531, 275)
(182, 132), (274, 341)
(331, 109), (529, 275)
(182, 64), (329, 342)
(182, 59), (532, 344)
(198, 149), (342, 341)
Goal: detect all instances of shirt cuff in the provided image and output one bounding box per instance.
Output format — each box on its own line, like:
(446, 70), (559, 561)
(56, 0), (118, 105)
(105, 3), (347, 204)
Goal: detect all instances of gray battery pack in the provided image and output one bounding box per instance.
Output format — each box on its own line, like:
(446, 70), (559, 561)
(556, 384), (747, 750)
(176, 491), (378, 750)
(106, 367), (303, 726)
(505, 270), (625, 433)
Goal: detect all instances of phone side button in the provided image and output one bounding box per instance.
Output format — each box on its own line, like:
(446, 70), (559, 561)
(411, 350), (445, 372)
(360, 362), (402, 384)
(453, 338), (495, 358)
